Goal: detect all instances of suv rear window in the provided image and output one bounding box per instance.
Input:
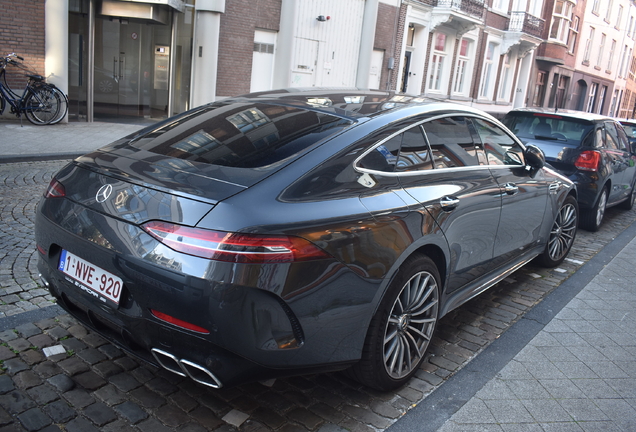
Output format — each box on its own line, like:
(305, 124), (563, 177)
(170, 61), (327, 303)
(127, 103), (353, 168)
(504, 113), (594, 145)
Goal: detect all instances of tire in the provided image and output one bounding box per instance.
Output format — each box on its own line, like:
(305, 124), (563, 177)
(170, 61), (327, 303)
(619, 181), (636, 210)
(24, 86), (61, 125)
(580, 187), (608, 232)
(536, 195), (578, 267)
(46, 86), (68, 125)
(349, 255), (440, 391)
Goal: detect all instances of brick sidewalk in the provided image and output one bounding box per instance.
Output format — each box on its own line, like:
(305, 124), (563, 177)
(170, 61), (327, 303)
(1, 159), (635, 431)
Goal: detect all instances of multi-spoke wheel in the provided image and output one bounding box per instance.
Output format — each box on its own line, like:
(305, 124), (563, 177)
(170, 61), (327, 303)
(348, 255), (440, 391)
(537, 195), (578, 267)
(580, 187), (607, 232)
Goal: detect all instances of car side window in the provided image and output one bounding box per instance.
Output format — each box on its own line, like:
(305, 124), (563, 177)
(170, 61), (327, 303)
(605, 122), (625, 150)
(396, 126), (434, 172)
(471, 118), (524, 166)
(422, 116), (485, 168)
(616, 125), (630, 151)
(358, 129), (402, 172)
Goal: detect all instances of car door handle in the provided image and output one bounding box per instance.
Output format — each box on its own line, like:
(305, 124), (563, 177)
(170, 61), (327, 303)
(440, 196), (460, 210)
(503, 183), (518, 195)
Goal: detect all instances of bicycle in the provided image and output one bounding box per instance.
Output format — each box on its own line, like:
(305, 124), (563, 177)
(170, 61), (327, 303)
(0, 53), (68, 125)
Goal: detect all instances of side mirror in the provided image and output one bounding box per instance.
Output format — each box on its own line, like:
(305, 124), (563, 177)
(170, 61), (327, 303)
(524, 144), (545, 169)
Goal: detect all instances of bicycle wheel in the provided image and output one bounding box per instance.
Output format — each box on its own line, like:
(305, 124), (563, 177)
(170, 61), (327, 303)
(24, 86), (61, 125)
(46, 85), (68, 124)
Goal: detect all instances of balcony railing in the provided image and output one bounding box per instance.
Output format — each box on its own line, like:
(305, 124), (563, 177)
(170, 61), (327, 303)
(507, 11), (545, 38)
(420, 0), (486, 20)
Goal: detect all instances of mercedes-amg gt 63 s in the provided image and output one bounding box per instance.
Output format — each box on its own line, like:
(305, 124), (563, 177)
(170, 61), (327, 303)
(35, 90), (578, 391)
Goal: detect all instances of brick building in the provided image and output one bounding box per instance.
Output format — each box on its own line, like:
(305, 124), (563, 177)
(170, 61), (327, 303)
(2, 0), (636, 123)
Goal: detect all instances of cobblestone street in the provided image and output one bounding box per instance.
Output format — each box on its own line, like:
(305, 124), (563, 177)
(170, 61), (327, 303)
(0, 159), (634, 432)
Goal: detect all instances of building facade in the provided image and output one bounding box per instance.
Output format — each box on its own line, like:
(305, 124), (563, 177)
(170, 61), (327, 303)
(2, 0), (636, 123)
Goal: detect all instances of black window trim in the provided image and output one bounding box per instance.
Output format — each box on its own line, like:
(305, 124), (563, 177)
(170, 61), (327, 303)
(353, 113), (527, 177)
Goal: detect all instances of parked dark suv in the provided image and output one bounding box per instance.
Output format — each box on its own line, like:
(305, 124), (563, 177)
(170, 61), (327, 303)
(36, 91), (578, 391)
(504, 109), (636, 231)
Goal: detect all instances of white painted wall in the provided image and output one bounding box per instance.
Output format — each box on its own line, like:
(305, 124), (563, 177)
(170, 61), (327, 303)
(45, 0), (69, 122)
(291, 0), (365, 88)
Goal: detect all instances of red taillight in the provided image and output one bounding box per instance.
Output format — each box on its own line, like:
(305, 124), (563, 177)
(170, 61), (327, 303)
(150, 309), (210, 334)
(575, 150), (601, 172)
(142, 221), (331, 263)
(44, 179), (65, 198)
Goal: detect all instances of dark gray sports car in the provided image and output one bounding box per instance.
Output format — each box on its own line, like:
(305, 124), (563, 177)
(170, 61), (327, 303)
(35, 90), (578, 390)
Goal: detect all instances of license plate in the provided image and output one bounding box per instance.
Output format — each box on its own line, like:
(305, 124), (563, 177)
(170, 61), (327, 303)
(58, 250), (123, 305)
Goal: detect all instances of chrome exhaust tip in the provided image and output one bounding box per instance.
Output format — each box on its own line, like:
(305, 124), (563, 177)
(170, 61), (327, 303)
(151, 348), (222, 388)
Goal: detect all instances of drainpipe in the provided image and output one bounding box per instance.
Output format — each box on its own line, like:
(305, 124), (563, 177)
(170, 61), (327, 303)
(356, 0), (379, 89)
(191, 0), (225, 106)
(273, 0), (297, 89)
(45, 0), (69, 122)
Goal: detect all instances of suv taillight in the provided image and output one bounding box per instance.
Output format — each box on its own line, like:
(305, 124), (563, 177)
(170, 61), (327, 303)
(574, 150), (601, 172)
(44, 179), (65, 198)
(142, 221), (331, 264)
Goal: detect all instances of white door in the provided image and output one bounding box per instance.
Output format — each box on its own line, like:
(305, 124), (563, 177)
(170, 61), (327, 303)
(369, 49), (384, 89)
(250, 30), (277, 92)
(291, 38), (319, 87)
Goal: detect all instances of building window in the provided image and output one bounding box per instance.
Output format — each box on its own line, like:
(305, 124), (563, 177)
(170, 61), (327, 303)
(587, 83), (598, 112)
(550, 0), (574, 44)
(605, 0), (613, 23)
(532, 71), (547, 106)
(428, 33), (447, 92)
(583, 27), (595, 64)
(592, 0), (600, 15)
(479, 41), (498, 100)
(629, 16), (634, 38)
(596, 34), (606, 69)
(608, 40), (616, 72)
(492, 0), (506, 12)
(568, 16), (579, 54)
(453, 38), (472, 96)
(498, 53), (512, 101)
(597, 85), (607, 114)
(616, 5), (624, 30)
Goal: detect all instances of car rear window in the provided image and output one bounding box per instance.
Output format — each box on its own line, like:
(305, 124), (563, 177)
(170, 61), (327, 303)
(127, 103), (353, 168)
(504, 113), (594, 145)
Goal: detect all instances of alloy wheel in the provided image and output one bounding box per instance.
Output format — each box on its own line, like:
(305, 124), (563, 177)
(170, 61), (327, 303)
(383, 271), (438, 379)
(548, 202), (577, 262)
(595, 189), (607, 228)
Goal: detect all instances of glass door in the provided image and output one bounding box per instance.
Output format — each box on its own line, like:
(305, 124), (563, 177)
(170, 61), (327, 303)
(94, 18), (151, 120)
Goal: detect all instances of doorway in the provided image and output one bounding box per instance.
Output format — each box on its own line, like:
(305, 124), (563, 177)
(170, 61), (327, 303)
(93, 17), (170, 120)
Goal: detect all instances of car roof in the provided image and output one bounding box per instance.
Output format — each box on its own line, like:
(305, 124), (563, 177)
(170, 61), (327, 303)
(227, 88), (499, 121)
(507, 108), (616, 123)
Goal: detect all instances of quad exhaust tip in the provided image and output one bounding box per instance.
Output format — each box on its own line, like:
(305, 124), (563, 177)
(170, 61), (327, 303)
(151, 348), (223, 389)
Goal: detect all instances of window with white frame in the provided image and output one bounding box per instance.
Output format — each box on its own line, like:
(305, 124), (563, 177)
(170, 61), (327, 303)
(629, 16), (634, 38)
(550, 0), (574, 44)
(619, 44), (629, 77)
(627, 48), (634, 78)
(596, 34), (606, 68)
(597, 85), (607, 114)
(492, 0), (507, 12)
(498, 53), (512, 101)
(608, 40), (616, 72)
(605, 0), (613, 23)
(583, 27), (595, 63)
(428, 33), (448, 92)
(479, 41), (498, 100)
(568, 16), (579, 54)
(453, 38), (473, 96)
(587, 83), (598, 112)
(616, 5), (623, 30)
(527, 0), (544, 18)
(592, 0), (600, 15)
